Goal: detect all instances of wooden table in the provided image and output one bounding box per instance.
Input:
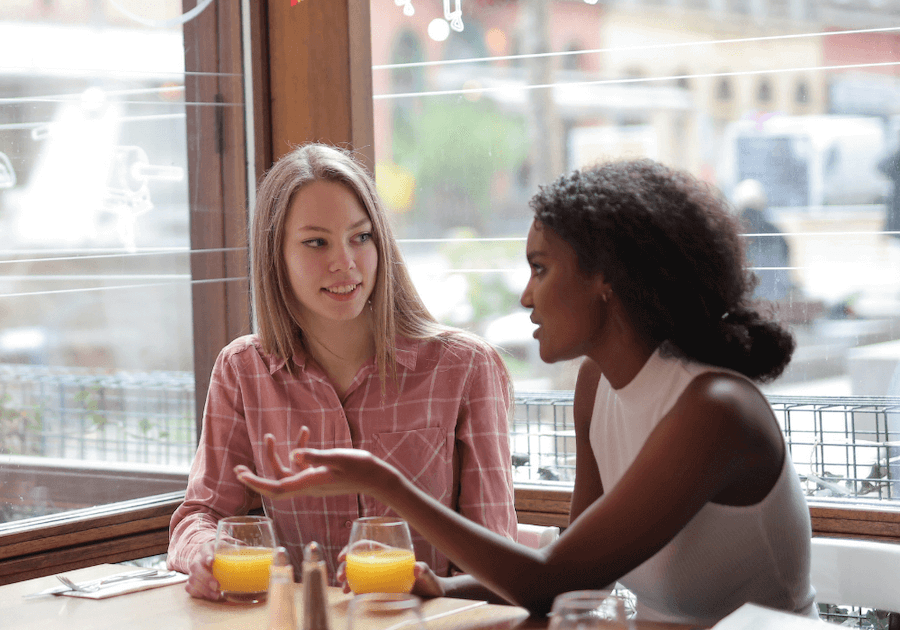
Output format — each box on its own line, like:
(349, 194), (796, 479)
(2, 564), (698, 630)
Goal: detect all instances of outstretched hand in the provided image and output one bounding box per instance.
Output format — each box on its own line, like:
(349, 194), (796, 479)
(235, 432), (390, 501)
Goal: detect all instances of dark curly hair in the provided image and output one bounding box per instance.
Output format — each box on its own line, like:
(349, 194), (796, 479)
(530, 159), (795, 382)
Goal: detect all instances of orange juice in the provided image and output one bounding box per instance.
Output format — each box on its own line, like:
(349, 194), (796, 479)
(213, 546), (274, 594)
(345, 547), (416, 594)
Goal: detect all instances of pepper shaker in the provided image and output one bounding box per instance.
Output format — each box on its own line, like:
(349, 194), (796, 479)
(302, 542), (330, 630)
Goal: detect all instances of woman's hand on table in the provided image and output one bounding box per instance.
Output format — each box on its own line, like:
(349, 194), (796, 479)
(184, 540), (222, 601)
(332, 541), (446, 597)
(411, 562), (447, 598)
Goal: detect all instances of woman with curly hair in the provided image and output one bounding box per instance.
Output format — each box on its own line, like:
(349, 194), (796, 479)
(237, 159), (817, 626)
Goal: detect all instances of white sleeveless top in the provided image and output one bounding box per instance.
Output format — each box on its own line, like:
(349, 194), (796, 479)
(589, 349), (817, 626)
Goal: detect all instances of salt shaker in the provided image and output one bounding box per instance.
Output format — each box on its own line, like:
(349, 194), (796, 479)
(266, 546), (298, 630)
(301, 541), (330, 630)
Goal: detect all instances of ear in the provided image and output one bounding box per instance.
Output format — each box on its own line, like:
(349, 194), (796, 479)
(590, 272), (612, 302)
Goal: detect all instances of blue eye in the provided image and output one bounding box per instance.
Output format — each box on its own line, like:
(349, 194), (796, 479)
(303, 238), (326, 248)
(357, 232), (373, 243)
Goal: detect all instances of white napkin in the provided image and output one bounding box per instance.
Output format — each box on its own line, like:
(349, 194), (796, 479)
(31, 570), (188, 600)
(712, 603), (833, 630)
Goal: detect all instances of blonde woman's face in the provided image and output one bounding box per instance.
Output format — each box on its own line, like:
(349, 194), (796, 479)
(282, 180), (378, 331)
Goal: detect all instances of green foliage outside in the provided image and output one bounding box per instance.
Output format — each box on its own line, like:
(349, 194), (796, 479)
(392, 97), (529, 229)
(390, 97), (530, 329)
(0, 393), (44, 455)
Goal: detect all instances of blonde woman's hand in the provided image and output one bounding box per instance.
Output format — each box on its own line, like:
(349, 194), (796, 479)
(184, 540), (221, 601)
(333, 542), (445, 598)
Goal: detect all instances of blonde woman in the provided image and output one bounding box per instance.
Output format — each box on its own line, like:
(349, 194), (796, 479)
(167, 143), (517, 600)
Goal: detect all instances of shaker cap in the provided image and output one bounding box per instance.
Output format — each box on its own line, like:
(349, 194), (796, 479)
(303, 541), (324, 563)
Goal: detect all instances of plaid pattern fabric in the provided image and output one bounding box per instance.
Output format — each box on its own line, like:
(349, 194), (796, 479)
(167, 333), (517, 584)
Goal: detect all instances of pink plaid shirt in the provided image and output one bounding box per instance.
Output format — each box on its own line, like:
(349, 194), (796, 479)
(167, 333), (517, 583)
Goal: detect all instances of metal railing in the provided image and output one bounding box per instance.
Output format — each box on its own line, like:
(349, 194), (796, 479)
(2, 364), (900, 505)
(511, 390), (900, 505)
(0, 364), (195, 467)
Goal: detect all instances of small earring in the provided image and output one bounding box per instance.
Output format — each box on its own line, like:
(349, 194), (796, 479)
(602, 291), (611, 303)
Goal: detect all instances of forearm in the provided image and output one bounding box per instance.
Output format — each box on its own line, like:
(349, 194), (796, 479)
(167, 511), (217, 573)
(437, 574), (513, 605)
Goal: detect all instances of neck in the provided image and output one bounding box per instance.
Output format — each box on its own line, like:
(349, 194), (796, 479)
(586, 299), (655, 390)
(301, 314), (377, 385)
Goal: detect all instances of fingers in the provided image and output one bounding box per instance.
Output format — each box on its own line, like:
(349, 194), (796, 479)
(235, 470), (286, 495)
(297, 425), (310, 449)
(411, 561), (445, 598)
(185, 542), (221, 601)
(264, 433), (287, 477)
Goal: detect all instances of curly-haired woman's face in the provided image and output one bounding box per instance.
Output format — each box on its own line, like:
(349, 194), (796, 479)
(520, 221), (610, 364)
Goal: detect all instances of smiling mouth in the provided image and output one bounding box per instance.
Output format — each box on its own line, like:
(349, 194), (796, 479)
(323, 283), (359, 295)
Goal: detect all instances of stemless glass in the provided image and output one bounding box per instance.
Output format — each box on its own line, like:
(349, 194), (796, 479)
(346, 592), (426, 630)
(548, 590), (628, 630)
(212, 515), (277, 604)
(345, 516), (416, 594)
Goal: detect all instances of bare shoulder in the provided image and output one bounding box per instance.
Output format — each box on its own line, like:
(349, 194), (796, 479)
(675, 371), (784, 454)
(673, 371), (786, 504)
(680, 371), (769, 418)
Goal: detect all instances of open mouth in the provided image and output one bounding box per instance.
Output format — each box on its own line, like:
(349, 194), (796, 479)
(324, 283), (359, 295)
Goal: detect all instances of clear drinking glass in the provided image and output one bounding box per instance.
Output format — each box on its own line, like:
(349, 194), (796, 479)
(548, 590), (628, 630)
(345, 516), (416, 594)
(346, 592), (427, 630)
(212, 515), (277, 604)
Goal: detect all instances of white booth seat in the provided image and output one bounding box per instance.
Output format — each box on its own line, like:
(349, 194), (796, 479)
(516, 523), (561, 549)
(811, 536), (900, 623)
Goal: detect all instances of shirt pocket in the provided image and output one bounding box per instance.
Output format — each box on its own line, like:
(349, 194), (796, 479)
(372, 427), (453, 503)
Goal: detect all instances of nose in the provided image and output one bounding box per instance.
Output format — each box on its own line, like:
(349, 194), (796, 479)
(328, 242), (356, 273)
(520, 281), (533, 309)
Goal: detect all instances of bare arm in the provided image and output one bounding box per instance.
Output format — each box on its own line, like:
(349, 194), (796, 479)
(569, 359), (604, 523)
(238, 373), (783, 616)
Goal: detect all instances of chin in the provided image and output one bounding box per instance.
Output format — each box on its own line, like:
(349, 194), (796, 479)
(538, 348), (558, 364)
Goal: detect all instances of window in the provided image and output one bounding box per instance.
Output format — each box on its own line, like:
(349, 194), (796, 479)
(367, 0), (900, 537)
(0, 0), (250, 582)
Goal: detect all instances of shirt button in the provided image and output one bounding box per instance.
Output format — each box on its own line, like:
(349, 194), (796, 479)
(345, 520), (353, 528)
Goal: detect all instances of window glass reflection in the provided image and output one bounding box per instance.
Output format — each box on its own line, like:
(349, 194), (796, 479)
(369, 0), (900, 490)
(0, 1), (206, 524)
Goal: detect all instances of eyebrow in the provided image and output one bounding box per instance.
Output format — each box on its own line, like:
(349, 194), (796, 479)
(296, 218), (372, 234)
(526, 250), (545, 263)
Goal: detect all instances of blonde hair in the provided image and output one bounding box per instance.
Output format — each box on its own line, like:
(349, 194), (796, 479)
(252, 143), (450, 381)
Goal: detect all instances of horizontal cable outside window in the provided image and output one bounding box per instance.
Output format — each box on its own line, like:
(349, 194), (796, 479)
(374, 60), (900, 100)
(371, 25), (900, 71)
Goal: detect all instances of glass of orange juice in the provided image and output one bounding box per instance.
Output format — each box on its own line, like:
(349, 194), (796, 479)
(212, 515), (277, 604)
(345, 517), (416, 595)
